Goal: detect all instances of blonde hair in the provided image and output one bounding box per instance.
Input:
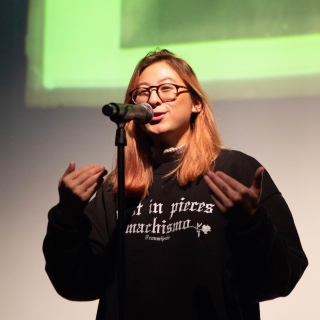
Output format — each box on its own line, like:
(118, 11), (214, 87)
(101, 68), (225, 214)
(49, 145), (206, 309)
(107, 49), (223, 198)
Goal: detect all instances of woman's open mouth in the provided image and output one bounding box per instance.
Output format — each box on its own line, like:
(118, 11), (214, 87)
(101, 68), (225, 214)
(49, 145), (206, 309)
(151, 112), (166, 122)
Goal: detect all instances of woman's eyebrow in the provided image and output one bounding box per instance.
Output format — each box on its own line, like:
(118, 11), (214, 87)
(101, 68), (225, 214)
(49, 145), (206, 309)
(137, 78), (176, 87)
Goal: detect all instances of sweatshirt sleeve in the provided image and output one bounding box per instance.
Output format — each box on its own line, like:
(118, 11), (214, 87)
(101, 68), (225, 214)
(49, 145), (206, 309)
(219, 151), (308, 302)
(226, 193), (308, 302)
(43, 185), (117, 301)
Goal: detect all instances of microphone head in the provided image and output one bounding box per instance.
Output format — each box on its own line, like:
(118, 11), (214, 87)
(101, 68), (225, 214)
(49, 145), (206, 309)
(136, 103), (154, 124)
(102, 103), (115, 116)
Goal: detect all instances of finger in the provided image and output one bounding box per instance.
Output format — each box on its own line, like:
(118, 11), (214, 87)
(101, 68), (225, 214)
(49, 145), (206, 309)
(65, 164), (101, 181)
(74, 169), (107, 195)
(204, 172), (225, 196)
(207, 192), (226, 213)
(216, 168), (264, 205)
(249, 167), (264, 206)
(206, 171), (236, 197)
(214, 170), (245, 193)
(59, 164), (105, 194)
(204, 174), (233, 209)
(71, 166), (106, 187)
(206, 170), (257, 212)
(81, 173), (107, 200)
(61, 161), (76, 178)
(251, 166), (264, 192)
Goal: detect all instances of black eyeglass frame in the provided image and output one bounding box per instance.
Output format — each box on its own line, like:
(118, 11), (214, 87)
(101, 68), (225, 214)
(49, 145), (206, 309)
(129, 83), (190, 104)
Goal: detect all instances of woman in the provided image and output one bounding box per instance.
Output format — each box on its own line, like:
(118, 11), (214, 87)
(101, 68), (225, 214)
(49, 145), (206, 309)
(43, 49), (308, 320)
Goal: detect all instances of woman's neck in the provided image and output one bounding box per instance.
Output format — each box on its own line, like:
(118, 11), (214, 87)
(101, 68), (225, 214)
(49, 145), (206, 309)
(151, 144), (186, 164)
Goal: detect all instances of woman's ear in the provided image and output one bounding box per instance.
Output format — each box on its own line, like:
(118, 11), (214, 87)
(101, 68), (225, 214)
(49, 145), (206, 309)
(192, 99), (202, 113)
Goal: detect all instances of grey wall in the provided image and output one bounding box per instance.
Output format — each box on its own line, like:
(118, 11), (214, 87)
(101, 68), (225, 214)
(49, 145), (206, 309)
(1, 96), (319, 320)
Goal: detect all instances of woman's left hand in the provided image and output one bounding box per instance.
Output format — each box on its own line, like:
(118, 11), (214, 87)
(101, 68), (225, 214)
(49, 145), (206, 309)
(204, 166), (264, 224)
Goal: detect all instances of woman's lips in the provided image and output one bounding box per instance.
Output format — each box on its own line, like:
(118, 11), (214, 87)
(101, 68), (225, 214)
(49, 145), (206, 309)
(151, 112), (166, 121)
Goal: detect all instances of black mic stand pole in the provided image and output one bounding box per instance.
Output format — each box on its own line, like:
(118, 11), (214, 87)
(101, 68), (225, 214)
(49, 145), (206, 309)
(103, 101), (153, 320)
(108, 113), (127, 320)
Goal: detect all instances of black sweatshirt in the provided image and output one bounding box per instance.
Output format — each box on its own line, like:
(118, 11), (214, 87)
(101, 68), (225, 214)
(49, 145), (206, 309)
(43, 150), (308, 320)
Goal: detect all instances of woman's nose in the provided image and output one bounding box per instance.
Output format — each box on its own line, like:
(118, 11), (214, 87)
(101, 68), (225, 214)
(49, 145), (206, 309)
(148, 89), (161, 107)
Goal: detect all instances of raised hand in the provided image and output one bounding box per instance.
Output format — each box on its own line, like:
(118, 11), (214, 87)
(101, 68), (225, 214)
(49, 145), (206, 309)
(204, 166), (264, 224)
(58, 161), (107, 222)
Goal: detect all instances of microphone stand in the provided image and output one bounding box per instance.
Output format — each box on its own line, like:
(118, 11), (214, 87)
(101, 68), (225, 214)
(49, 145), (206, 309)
(103, 102), (153, 320)
(108, 113), (127, 320)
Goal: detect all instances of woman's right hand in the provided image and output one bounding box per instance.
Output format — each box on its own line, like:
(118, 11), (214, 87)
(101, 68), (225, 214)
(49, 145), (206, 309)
(57, 161), (107, 222)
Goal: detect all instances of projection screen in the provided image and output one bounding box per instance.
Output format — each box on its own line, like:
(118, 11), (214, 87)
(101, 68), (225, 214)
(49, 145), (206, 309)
(25, 0), (320, 107)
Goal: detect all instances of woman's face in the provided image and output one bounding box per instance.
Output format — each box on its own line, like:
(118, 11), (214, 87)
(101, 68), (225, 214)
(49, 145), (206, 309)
(137, 61), (201, 147)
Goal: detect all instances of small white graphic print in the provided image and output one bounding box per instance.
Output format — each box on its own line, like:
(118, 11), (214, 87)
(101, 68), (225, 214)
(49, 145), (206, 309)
(190, 223), (212, 238)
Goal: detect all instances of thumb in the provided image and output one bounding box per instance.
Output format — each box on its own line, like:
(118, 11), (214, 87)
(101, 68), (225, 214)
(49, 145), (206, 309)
(62, 161), (76, 178)
(251, 166), (264, 195)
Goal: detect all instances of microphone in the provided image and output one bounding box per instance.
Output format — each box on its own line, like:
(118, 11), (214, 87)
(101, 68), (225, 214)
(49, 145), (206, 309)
(102, 102), (154, 124)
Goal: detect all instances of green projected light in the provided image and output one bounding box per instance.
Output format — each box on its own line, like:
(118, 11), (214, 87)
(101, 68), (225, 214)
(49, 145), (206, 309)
(121, 0), (320, 47)
(25, 0), (320, 107)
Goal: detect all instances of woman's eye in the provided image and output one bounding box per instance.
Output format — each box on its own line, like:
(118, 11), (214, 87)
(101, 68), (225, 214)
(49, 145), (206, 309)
(138, 89), (149, 96)
(160, 85), (174, 92)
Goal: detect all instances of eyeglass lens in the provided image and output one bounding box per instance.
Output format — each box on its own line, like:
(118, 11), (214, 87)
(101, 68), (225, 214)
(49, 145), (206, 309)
(132, 84), (179, 104)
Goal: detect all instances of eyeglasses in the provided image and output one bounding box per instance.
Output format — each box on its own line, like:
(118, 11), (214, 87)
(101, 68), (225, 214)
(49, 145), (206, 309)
(129, 83), (189, 104)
